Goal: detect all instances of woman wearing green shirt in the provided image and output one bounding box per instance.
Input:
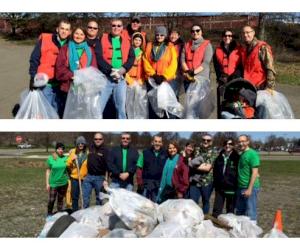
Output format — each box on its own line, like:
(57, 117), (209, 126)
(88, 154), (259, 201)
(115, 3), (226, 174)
(46, 142), (69, 216)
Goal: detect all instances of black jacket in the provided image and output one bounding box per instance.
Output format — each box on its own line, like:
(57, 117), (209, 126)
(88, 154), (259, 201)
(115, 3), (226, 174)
(87, 144), (109, 176)
(108, 145), (139, 185)
(213, 149), (239, 192)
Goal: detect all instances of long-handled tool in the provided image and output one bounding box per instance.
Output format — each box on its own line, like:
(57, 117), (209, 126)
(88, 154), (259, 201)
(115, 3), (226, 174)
(75, 158), (84, 209)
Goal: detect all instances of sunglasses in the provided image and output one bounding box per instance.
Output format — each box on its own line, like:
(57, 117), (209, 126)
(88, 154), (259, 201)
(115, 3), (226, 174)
(87, 26), (98, 30)
(224, 34), (232, 37)
(94, 138), (103, 141)
(191, 29), (201, 34)
(132, 20), (140, 24)
(156, 34), (165, 37)
(226, 142), (234, 146)
(202, 138), (212, 142)
(112, 24), (122, 28)
(122, 137), (130, 140)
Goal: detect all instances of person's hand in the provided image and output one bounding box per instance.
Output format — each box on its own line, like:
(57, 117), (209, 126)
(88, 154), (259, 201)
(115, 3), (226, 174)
(71, 154), (77, 162)
(184, 72), (195, 83)
(52, 152), (57, 160)
(119, 172), (129, 181)
(117, 67), (126, 76)
(177, 192), (184, 198)
(187, 69), (195, 77)
(110, 69), (121, 82)
(243, 188), (252, 197)
(46, 184), (50, 192)
(103, 180), (109, 190)
(266, 87), (274, 96)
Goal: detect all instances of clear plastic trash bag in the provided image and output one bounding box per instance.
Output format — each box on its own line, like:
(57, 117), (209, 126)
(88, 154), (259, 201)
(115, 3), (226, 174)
(126, 82), (148, 119)
(147, 221), (193, 238)
(34, 73), (48, 88)
(263, 227), (288, 238)
(103, 229), (137, 238)
(59, 221), (99, 238)
(148, 78), (184, 118)
(256, 90), (294, 119)
(184, 76), (215, 119)
(218, 213), (263, 238)
(15, 89), (59, 119)
(38, 212), (68, 238)
(192, 220), (230, 238)
(157, 199), (204, 227)
(63, 67), (107, 119)
(108, 188), (158, 237)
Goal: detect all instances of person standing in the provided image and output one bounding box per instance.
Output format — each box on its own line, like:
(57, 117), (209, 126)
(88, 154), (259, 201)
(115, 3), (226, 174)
(136, 135), (168, 201)
(189, 134), (216, 214)
(212, 138), (239, 218)
(95, 18), (135, 119)
(29, 20), (71, 117)
(108, 132), (139, 190)
(82, 133), (109, 208)
(236, 135), (261, 224)
(46, 142), (68, 216)
(86, 20), (100, 48)
(66, 136), (88, 211)
(241, 25), (276, 90)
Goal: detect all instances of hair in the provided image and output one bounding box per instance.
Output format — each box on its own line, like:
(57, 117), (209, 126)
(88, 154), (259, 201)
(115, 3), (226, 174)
(168, 140), (180, 153)
(191, 24), (204, 33)
(132, 32), (144, 48)
(239, 134), (250, 141)
(222, 29), (234, 37)
(71, 26), (87, 39)
(57, 19), (71, 28)
(202, 133), (213, 139)
(75, 144), (87, 155)
(242, 25), (255, 32)
(121, 132), (131, 138)
(87, 19), (99, 27)
(223, 137), (235, 147)
(111, 18), (123, 25)
(185, 141), (196, 148)
(94, 132), (104, 139)
(170, 29), (180, 36)
(153, 134), (163, 141)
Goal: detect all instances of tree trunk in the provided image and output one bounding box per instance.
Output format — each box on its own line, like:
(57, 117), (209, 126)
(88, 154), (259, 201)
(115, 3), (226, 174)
(258, 13), (266, 40)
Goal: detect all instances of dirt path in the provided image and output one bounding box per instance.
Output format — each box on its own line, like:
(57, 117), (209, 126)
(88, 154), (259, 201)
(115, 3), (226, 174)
(0, 38), (299, 119)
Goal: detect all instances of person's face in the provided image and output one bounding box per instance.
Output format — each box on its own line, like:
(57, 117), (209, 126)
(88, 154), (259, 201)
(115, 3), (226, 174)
(168, 144), (178, 156)
(73, 28), (85, 44)
(87, 21), (99, 39)
(169, 31), (179, 43)
(185, 144), (194, 156)
(78, 143), (85, 151)
(133, 37), (142, 48)
(57, 22), (71, 40)
(93, 134), (104, 147)
(156, 33), (166, 43)
(111, 20), (123, 36)
(201, 136), (212, 149)
(121, 134), (131, 147)
(131, 20), (141, 31)
(191, 26), (202, 40)
(223, 31), (233, 45)
(238, 136), (250, 152)
(242, 26), (255, 44)
(152, 136), (163, 151)
(224, 140), (234, 153)
(56, 147), (64, 156)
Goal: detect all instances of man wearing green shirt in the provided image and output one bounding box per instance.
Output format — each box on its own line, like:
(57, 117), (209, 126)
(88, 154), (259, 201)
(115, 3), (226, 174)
(236, 134), (260, 223)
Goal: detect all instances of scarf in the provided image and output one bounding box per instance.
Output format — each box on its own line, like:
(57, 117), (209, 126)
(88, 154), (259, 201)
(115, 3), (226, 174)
(157, 154), (179, 201)
(191, 37), (204, 51)
(68, 40), (92, 72)
(151, 43), (167, 62)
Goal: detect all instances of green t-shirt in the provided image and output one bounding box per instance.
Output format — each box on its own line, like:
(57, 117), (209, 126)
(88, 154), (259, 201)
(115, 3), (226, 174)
(77, 48), (84, 58)
(136, 151), (160, 169)
(47, 155), (69, 188)
(122, 148), (128, 172)
(238, 148), (260, 188)
(111, 36), (122, 69)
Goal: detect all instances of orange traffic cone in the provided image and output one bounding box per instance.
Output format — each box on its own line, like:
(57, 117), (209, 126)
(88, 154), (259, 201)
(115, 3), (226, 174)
(273, 209), (283, 232)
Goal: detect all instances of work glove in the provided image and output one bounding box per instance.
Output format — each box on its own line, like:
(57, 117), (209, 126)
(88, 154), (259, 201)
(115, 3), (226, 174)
(152, 74), (165, 85)
(29, 78), (37, 91)
(187, 69), (195, 77)
(110, 68), (121, 83)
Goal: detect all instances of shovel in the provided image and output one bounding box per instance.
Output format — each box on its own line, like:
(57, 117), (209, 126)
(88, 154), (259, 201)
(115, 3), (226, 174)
(75, 158), (84, 209)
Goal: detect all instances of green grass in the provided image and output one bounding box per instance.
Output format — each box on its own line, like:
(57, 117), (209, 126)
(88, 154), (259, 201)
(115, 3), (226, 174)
(260, 160), (300, 176)
(275, 62), (300, 86)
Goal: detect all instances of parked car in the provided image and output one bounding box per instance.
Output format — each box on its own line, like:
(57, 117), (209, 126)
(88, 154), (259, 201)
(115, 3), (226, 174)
(17, 143), (32, 149)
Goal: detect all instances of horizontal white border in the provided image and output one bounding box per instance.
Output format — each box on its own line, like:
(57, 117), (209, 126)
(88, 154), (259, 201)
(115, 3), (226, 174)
(1, 119), (300, 132)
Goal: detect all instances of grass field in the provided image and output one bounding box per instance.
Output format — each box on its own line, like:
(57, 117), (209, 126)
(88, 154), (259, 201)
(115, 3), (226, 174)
(0, 158), (299, 237)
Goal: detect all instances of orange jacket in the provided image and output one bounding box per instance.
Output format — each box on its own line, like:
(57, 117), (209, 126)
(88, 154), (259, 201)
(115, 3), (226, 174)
(241, 41), (272, 87)
(184, 39), (210, 70)
(66, 148), (88, 180)
(37, 33), (60, 79)
(125, 52), (145, 85)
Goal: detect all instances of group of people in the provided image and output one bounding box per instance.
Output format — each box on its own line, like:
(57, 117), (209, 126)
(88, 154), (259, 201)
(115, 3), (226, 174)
(46, 132), (261, 224)
(28, 16), (275, 119)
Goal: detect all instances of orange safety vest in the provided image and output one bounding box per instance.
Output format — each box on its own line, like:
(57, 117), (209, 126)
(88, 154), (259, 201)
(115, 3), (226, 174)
(66, 48), (90, 69)
(241, 41), (272, 87)
(122, 30), (147, 50)
(101, 33), (130, 65)
(127, 53), (144, 81)
(145, 42), (174, 76)
(37, 33), (60, 79)
(215, 45), (241, 76)
(184, 39), (210, 70)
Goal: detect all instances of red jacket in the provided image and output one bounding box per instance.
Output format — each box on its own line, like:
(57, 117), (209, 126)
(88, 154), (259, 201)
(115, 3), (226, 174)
(55, 44), (97, 92)
(172, 156), (189, 195)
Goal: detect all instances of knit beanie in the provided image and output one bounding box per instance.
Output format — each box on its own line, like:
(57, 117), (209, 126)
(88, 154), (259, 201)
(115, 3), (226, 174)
(155, 26), (167, 36)
(76, 136), (87, 146)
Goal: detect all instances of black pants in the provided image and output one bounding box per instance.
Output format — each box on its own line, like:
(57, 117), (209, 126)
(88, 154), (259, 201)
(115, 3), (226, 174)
(212, 189), (236, 218)
(48, 184), (68, 215)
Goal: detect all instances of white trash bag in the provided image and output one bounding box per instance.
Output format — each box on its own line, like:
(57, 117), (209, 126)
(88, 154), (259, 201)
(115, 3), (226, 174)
(256, 90), (294, 119)
(184, 76), (214, 119)
(63, 67), (107, 119)
(192, 220), (230, 238)
(148, 78), (184, 118)
(147, 221), (193, 238)
(104, 229), (137, 238)
(263, 227), (288, 238)
(126, 82), (148, 119)
(34, 73), (49, 88)
(59, 221), (99, 238)
(38, 212), (68, 238)
(15, 89), (59, 119)
(218, 213), (263, 238)
(108, 188), (158, 237)
(157, 199), (204, 227)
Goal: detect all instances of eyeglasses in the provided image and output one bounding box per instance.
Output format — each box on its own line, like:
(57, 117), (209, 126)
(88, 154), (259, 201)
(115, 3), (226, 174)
(94, 138), (103, 141)
(202, 138), (212, 143)
(224, 34), (233, 37)
(242, 30), (254, 34)
(122, 137), (130, 140)
(191, 29), (201, 34)
(238, 140), (247, 143)
(226, 142), (234, 146)
(87, 26), (98, 30)
(132, 20), (140, 24)
(112, 24), (122, 28)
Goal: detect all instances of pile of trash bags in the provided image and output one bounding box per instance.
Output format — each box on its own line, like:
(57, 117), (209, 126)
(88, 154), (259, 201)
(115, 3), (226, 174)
(126, 82), (148, 119)
(15, 73), (59, 119)
(39, 189), (288, 238)
(256, 89), (294, 119)
(63, 67), (107, 119)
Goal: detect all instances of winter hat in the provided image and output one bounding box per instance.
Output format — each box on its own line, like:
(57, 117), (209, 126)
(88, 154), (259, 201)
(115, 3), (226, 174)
(76, 136), (87, 145)
(155, 26), (167, 37)
(239, 88), (256, 107)
(56, 142), (65, 150)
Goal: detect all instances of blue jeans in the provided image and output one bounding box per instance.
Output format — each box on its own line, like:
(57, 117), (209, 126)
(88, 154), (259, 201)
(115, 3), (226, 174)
(41, 85), (66, 118)
(189, 183), (214, 214)
(110, 182), (133, 191)
(169, 78), (180, 98)
(71, 179), (83, 212)
(143, 187), (159, 202)
(82, 174), (105, 208)
(99, 78), (127, 119)
(236, 187), (260, 221)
